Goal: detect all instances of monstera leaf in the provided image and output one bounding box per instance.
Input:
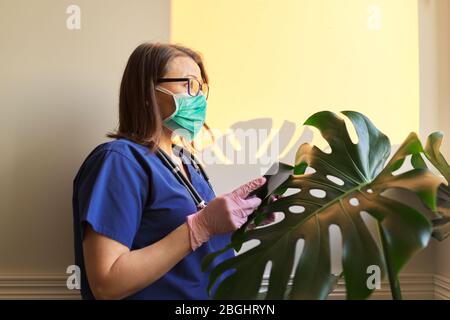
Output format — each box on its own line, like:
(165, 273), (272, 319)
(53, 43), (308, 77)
(202, 111), (443, 300)
(433, 184), (450, 240)
(413, 132), (450, 240)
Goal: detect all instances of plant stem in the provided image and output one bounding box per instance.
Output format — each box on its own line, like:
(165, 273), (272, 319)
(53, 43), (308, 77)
(378, 222), (403, 300)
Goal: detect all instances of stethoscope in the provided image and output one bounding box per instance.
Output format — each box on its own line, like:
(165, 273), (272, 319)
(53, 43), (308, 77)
(155, 144), (212, 209)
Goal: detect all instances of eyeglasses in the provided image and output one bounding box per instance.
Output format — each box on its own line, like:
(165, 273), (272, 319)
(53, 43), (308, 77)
(157, 77), (209, 100)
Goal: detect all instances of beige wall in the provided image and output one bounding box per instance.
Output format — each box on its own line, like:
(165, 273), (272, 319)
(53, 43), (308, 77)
(0, 0), (169, 275)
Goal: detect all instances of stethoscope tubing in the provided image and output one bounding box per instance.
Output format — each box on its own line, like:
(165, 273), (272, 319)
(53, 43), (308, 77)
(156, 146), (208, 209)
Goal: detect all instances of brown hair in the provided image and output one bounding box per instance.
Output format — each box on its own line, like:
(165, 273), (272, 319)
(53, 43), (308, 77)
(107, 42), (213, 152)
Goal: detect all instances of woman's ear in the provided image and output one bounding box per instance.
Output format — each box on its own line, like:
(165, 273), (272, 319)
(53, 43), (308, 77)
(155, 90), (176, 120)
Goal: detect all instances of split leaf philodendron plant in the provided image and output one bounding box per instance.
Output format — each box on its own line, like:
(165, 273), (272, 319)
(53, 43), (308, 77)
(413, 131), (450, 240)
(202, 110), (450, 300)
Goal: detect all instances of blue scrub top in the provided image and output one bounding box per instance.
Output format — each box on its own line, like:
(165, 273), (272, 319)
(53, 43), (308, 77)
(72, 138), (235, 299)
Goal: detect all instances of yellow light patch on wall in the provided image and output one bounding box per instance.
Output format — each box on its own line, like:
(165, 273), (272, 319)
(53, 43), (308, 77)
(171, 0), (419, 146)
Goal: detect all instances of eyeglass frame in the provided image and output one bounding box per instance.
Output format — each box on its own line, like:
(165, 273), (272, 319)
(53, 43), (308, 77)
(156, 77), (209, 100)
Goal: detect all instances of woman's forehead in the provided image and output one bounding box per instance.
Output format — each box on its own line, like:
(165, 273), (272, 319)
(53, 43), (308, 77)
(165, 56), (201, 78)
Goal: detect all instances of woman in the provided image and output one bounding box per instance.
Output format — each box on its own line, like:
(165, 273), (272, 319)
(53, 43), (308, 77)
(72, 42), (270, 300)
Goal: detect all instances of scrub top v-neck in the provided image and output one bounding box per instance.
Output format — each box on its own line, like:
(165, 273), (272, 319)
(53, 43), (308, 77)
(72, 138), (235, 299)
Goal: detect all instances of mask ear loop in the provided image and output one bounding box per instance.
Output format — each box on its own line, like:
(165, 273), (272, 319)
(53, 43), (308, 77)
(155, 86), (179, 121)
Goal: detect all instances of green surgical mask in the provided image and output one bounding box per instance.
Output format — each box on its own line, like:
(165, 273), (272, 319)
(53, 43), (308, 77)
(156, 86), (207, 141)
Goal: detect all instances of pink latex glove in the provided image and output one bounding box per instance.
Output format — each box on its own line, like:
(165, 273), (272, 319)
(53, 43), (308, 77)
(186, 177), (266, 251)
(247, 194), (281, 230)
